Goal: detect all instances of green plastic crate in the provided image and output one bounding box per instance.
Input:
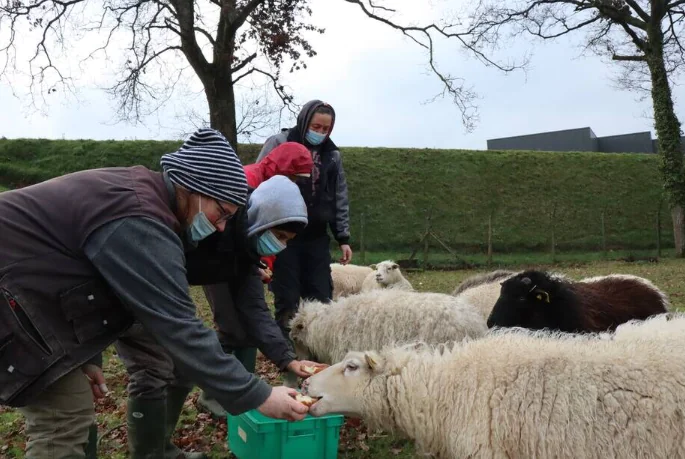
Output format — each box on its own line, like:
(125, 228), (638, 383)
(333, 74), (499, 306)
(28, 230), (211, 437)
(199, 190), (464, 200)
(227, 409), (345, 459)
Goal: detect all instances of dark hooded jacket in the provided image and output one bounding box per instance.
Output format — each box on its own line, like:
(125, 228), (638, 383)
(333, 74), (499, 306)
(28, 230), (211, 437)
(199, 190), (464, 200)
(0, 167), (271, 412)
(185, 176), (307, 369)
(256, 100), (350, 245)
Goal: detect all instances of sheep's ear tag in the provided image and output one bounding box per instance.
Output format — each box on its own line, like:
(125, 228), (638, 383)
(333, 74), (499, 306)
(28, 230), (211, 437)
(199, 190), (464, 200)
(535, 290), (551, 303)
(364, 353), (377, 370)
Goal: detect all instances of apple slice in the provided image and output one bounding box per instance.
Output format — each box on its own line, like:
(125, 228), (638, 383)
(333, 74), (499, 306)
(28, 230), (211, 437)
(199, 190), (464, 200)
(295, 394), (316, 407)
(301, 364), (328, 375)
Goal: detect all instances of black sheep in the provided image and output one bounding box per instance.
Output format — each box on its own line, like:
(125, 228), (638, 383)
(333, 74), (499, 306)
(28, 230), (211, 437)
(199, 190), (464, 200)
(487, 270), (670, 332)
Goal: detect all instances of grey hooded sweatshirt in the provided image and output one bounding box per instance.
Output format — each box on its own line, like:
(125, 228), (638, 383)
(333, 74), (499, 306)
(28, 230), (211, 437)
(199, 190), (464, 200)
(192, 176), (308, 369)
(247, 175), (308, 237)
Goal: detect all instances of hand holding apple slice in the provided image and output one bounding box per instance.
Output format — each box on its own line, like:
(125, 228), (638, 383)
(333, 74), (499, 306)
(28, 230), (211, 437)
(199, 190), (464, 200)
(294, 393), (316, 407)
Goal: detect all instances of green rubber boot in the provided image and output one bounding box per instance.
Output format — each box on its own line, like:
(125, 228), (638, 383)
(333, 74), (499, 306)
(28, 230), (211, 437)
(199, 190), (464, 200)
(127, 397), (166, 459)
(165, 386), (207, 459)
(84, 423), (98, 459)
(233, 347), (257, 373)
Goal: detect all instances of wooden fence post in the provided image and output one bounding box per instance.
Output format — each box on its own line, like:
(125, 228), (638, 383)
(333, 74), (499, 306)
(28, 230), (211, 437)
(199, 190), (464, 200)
(657, 202), (662, 258)
(487, 210), (493, 266)
(423, 211), (431, 269)
(550, 203), (557, 262)
(360, 212), (366, 265)
(601, 210), (607, 257)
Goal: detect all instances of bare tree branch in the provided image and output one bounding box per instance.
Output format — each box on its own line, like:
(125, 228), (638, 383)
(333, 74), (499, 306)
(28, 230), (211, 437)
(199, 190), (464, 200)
(194, 25), (216, 46)
(231, 0), (267, 35)
(231, 52), (257, 74)
(169, 0), (210, 80)
(613, 54), (648, 60)
(624, 0), (651, 21)
(232, 67), (256, 84)
(248, 67), (297, 115)
(367, 1), (395, 13)
(344, 0), (525, 131)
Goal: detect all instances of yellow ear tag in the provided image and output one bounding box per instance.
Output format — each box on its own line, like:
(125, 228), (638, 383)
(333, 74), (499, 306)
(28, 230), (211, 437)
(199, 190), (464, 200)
(535, 291), (551, 303)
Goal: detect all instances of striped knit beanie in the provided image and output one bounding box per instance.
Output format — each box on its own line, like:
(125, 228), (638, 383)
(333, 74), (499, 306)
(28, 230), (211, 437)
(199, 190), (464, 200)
(160, 128), (248, 206)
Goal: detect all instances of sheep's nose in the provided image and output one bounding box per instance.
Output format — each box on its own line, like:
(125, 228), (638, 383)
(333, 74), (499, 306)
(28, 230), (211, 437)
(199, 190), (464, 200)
(302, 380), (310, 394)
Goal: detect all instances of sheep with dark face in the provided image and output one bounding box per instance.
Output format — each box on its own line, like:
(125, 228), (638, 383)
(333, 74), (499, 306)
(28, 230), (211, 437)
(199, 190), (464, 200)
(487, 270), (670, 332)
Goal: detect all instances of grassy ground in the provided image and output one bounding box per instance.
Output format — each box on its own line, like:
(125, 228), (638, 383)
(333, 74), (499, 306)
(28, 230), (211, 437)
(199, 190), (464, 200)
(2, 256), (685, 458)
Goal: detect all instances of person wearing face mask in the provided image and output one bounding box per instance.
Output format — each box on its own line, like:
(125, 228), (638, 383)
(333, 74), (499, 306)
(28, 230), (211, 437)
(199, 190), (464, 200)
(244, 141), (314, 283)
(0, 128), (309, 459)
(194, 173), (326, 418)
(115, 175), (323, 457)
(256, 100), (352, 382)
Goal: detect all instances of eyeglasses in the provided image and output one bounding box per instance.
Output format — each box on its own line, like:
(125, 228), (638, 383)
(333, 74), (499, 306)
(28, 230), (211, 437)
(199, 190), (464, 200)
(214, 199), (236, 224)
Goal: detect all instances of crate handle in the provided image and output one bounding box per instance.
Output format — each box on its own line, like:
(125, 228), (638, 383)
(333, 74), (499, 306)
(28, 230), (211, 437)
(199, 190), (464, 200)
(288, 428), (315, 438)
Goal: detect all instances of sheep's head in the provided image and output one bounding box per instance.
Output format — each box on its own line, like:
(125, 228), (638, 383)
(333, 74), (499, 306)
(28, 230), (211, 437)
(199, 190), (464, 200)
(487, 270), (561, 330)
(374, 260), (401, 285)
(289, 299), (326, 360)
(303, 350), (387, 417)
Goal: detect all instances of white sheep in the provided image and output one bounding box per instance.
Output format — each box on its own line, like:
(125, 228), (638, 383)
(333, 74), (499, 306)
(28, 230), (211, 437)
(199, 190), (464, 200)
(304, 313), (685, 459)
(360, 260), (413, 292)
(611, 311), (681, 341)
(451, 270), (516, 320)
(330, 263), (374, 300)
(289, 289), (486, 364)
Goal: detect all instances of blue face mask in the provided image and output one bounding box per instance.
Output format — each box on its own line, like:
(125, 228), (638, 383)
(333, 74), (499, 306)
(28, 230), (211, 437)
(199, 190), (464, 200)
(187, 196), (216, 246)
(305, 129), (326, 146)
(255, 230), (287, 256)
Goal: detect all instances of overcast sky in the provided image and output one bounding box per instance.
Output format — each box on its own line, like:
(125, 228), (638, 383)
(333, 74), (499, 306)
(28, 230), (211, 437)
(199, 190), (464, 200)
(0, 0), (679, 150)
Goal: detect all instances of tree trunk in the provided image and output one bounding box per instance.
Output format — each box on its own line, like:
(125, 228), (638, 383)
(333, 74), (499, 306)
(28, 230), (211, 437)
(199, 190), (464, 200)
(207, 77), (239, 153)
(647, 25), (685, 257)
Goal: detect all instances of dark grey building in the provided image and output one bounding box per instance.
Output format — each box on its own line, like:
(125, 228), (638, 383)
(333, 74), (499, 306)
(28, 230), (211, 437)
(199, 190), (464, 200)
(486, 127), (674, 154)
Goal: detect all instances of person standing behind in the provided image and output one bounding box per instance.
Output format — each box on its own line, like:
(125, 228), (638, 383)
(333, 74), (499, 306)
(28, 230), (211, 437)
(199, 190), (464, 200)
(256, 100), (352, 363)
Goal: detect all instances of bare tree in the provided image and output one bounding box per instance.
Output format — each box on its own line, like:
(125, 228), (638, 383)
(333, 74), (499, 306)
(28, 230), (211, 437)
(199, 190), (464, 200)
(342, 0), (524, 131)
(0, 0), (524, 150)
(465, 0), (685, 255)
(0, 0), (321, 150)
(177, 82), (286, 143)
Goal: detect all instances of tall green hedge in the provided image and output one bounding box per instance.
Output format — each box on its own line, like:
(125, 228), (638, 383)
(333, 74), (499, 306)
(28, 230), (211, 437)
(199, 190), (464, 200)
(0, 138), (670, 252)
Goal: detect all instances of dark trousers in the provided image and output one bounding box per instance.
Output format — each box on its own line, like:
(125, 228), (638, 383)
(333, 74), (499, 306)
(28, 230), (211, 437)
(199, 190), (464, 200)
(272, 234), (333, 338)
(203, 283), (258, 373)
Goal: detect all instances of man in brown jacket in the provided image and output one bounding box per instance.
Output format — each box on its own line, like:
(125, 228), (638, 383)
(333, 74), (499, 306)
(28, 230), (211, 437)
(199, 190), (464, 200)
(0, 128), (308, 459)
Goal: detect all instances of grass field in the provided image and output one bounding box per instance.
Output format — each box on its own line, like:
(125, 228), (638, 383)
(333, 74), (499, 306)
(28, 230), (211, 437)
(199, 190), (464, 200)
(2, 257), (685, 458)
